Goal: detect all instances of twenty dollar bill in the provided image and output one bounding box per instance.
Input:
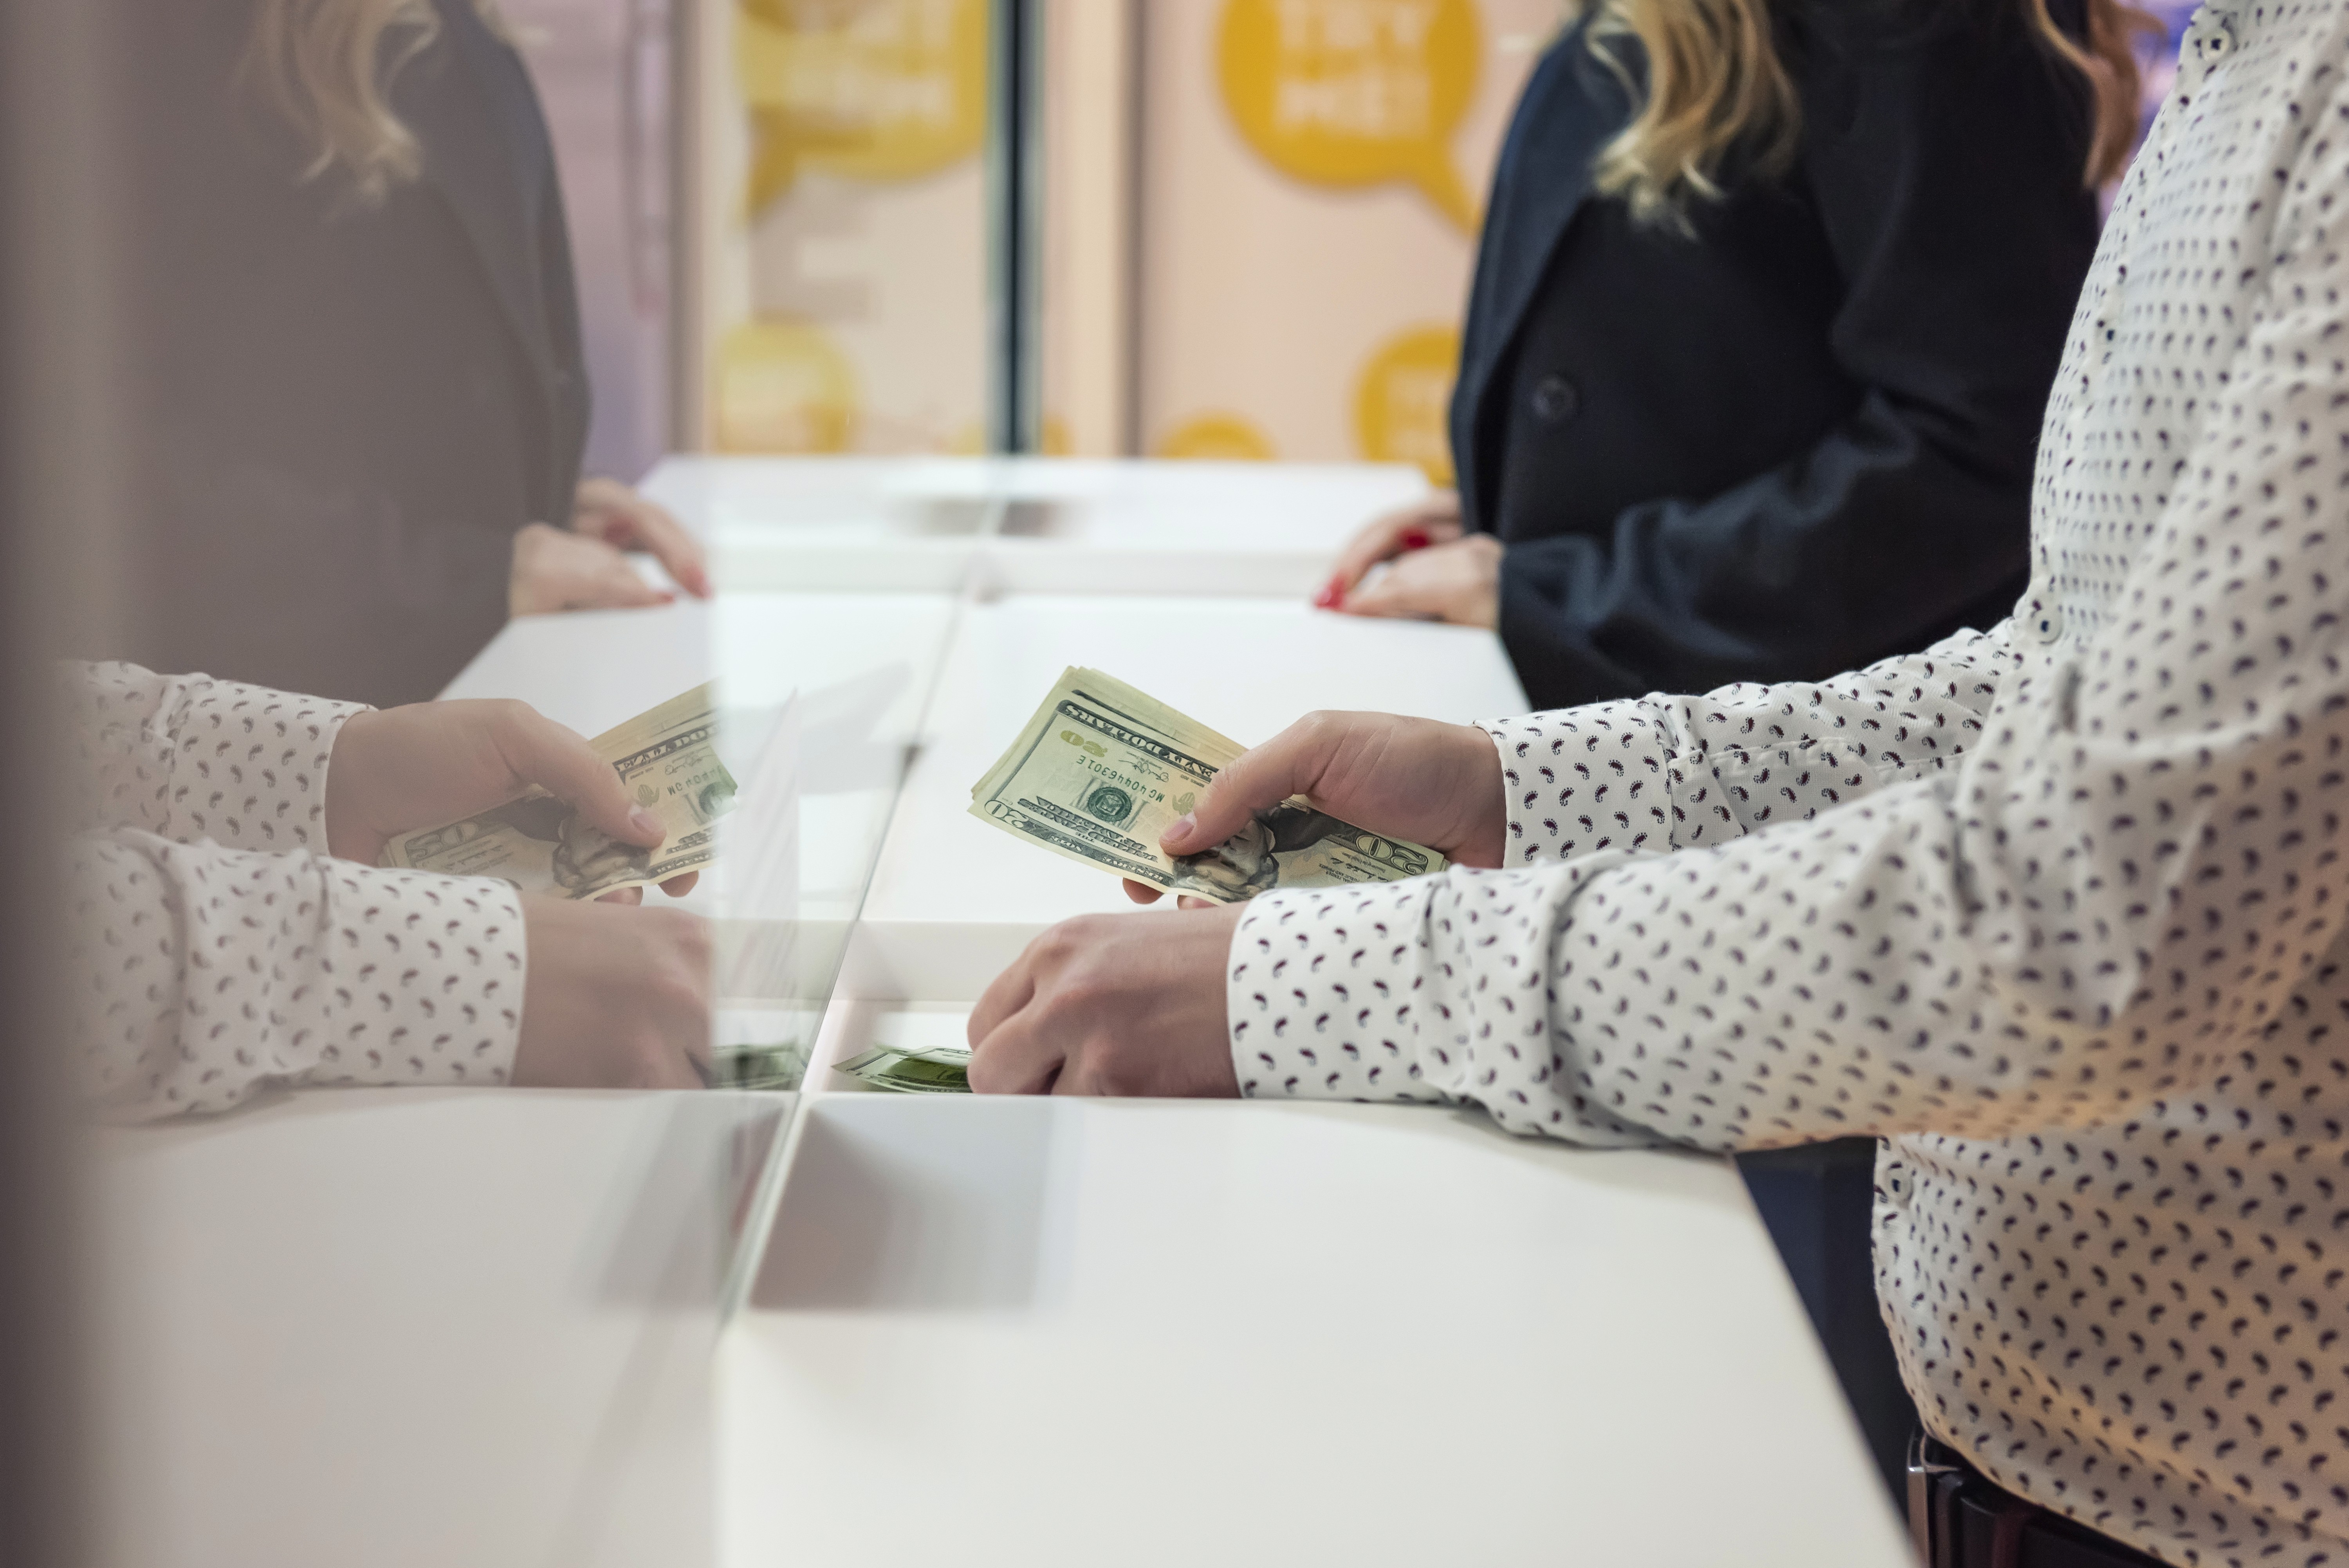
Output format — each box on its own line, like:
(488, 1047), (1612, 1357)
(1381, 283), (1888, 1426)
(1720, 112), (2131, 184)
(380, 683), (738, 900)
(834, 1043), (972, 1094)
(968, 667), (1445, 904)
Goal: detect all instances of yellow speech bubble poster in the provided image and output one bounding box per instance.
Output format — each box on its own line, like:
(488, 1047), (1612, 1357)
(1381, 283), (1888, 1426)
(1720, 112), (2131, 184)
(736, 0), (989, 216)
(714, 318), (859, 453)
(1155, 412), (1280, 461)
(1353, 324), (1459, 484)
(1217, 0), (1484, 232)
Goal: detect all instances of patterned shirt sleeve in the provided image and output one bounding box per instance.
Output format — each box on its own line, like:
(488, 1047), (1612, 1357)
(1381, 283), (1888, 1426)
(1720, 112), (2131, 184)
(62, 661), (527, 1119)
(1233, 99), (2349, 1151)
(60, 660), (363, 851)
(72, 837), (528, 1119)
(1480, 623), (2013, 867)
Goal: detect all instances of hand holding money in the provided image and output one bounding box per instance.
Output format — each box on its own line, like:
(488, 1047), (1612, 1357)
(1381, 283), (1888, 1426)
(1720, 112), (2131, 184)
(1139, 708), (1509, 901)
(967, 668), (1454, 904)
(371, 684), (737, 901)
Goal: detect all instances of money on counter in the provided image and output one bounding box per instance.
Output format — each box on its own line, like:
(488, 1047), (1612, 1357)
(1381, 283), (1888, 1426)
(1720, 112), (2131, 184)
(968, 667), (1447, 903)
(712, 1041), (810, 1093)
(379, 682), (738, 900)
(834, 1043), (972, 1094)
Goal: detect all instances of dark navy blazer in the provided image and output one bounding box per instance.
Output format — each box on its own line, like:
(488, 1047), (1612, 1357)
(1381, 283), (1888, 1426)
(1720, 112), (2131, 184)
(1452, 0), (2098, 709)
(124, 0), (589, 707)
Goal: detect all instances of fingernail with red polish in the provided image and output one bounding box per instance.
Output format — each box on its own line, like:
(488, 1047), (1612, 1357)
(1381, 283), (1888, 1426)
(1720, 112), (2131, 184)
(1313, 576), (1345, 610)
(1399, 527), (1432, 551)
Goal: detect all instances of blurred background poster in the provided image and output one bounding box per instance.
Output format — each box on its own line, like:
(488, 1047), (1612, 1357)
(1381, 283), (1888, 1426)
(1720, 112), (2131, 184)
(507, 0), (1563, 485)
(505, 0), (2187, 487)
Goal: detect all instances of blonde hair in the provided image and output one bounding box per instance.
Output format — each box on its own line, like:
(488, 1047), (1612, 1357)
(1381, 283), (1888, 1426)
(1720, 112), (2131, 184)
(240, 0), (505, 204)
(1584, 0), (2160, 224)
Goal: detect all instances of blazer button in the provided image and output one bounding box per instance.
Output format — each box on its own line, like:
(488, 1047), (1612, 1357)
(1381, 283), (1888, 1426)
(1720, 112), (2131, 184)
(1530, 374), (1579, 424)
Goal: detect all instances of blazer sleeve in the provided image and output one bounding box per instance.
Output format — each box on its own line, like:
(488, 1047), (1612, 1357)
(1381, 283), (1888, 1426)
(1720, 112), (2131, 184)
(1494, 5), (2096, 704)
(134, 439), (519, 711)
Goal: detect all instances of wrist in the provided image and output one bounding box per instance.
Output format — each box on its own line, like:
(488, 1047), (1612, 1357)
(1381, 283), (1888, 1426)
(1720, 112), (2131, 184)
(1460, 720), (1510, 868)
(321, 706), (386, 861)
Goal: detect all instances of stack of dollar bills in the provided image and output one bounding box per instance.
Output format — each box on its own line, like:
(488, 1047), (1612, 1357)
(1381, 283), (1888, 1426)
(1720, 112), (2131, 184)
(381, 682), (738, 900)
(711, 1041), (810, 1092)
(967, 666), (1446, 902)
(835, 1044), (972, 1094)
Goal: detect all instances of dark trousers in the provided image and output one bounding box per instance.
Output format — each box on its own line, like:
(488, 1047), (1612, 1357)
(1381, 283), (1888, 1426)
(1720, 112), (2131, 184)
(1736, 1138), (1918, 1501)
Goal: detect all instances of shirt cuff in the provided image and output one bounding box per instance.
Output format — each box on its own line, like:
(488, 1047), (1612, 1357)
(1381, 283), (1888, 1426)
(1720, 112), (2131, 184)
(162, 679), (370, 854)
(1225, 881), (1449, 1106)
(282, 862), (528, 1090)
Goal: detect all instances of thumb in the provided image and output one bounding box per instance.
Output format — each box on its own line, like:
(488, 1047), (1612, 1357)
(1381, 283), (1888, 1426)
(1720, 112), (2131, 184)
(1162, 716), (1337, 855)
(498, 706), (666, 849)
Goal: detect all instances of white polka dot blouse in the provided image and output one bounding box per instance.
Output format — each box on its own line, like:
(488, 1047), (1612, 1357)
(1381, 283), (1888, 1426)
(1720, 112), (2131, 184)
(64, 662), (525, 1120)
(1229, 3), (2349, 1561)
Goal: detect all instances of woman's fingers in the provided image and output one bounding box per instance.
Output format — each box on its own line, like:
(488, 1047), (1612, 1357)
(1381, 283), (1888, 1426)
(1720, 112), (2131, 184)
(1344, 534), (1501, 628)
(577, 478), (712, 597)
(1321, 493), (1464, 604)
(574, 543), (674, 611)
(1122, 878), (1164, 904)
(1324, 514), (1415, 601)
(496, 704), (667, 848)
(1337, 550), (1446, 619)
(511, 524), (673, 615)
(635, 499), (713, 598)
(1161, 714), (1338, 855)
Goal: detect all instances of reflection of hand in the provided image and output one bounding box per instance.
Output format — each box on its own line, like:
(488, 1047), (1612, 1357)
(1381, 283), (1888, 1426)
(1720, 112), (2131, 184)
(1337, 533), (1501, 626)
(571, 476), (711, 598)
(1122, 711), (1503, 906)
(510, 521), (674, 615)
(513, 900), (712, 1088)
(1317, 489), (1462, 608)
(324, 701), (700, 900)
(967, 907), (1243, 1096)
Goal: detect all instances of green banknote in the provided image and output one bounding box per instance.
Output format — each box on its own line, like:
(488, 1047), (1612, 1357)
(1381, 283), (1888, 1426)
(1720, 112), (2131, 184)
(380, 683), (738, 900)
(712, 1041), (809, 1092)
(967, 666), (1445, 903)
(834, 1044), (972, 1094)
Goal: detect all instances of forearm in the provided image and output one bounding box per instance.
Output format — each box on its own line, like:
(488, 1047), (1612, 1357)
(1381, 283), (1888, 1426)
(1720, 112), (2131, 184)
(1488, 623), (2010, 868)
(1227, 862), (1661, 1145)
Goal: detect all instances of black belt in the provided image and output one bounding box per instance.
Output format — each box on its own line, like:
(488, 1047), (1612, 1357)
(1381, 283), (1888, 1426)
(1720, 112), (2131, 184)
(1907, 1434), (2164, 1568)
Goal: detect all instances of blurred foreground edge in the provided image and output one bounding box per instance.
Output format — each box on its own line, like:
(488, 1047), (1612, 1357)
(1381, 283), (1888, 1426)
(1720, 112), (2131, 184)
(2, 0), (137, 1562)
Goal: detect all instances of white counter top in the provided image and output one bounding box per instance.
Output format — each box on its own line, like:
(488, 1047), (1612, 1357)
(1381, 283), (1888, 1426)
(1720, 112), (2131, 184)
(645, 455), (1430, 596)
(93, 1089), (785, 1568)
(92, 458), (1905, 1568)
(723, 1088), (1909, 1568)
